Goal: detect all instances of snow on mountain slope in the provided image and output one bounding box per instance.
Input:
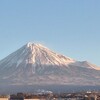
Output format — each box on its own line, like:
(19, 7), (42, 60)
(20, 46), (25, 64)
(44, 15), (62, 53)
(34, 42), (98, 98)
(0, 42), (75, 68)
(0, 42), (100, 86)
(70, 61), (100, 70)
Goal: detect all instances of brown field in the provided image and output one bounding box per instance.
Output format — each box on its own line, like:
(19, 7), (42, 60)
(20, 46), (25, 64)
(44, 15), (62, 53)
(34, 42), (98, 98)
(0, 98), (8, 100)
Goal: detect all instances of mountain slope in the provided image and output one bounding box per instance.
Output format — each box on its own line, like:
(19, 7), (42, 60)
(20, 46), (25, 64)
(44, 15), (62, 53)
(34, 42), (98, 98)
(0, 42), (100, 86)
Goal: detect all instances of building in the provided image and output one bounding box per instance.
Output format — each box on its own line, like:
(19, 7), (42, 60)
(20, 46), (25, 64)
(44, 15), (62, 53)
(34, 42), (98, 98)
(9, 93), (24, 100)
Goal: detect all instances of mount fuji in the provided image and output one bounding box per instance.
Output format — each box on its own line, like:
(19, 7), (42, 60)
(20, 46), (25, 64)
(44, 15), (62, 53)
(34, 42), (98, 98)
(0, 42), (100, 93)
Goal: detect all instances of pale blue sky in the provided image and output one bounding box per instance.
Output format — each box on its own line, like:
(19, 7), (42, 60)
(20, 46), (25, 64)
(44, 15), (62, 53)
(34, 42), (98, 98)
(0, 0), (100, 66)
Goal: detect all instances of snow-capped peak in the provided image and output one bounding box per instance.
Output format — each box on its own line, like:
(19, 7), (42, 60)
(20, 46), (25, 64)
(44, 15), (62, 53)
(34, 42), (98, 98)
(0, 42), (100, 87)
(26, 42), (43, 48)
(24, 42), (75, 65)
(0, 42), (75, 70)
(26, 42), (54, 51)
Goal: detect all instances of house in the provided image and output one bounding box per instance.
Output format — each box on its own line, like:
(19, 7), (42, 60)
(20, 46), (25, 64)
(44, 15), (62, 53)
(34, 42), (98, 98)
(9, 93), (24, 100)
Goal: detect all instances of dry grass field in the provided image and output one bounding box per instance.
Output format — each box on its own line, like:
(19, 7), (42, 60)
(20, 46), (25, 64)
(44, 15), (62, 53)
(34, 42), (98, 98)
(0, 98), (8, 100)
